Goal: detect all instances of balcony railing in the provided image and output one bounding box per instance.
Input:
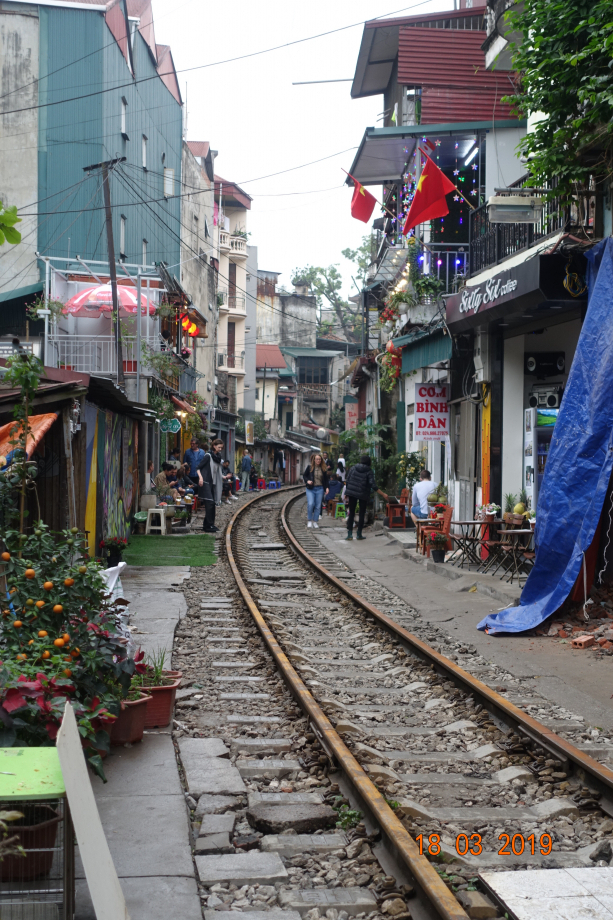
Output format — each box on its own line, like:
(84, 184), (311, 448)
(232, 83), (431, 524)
(229, 235), (247, 257)
(217, 351), (245, 370)
(298, 383), (329, 399)
(219, 230), (230, 252)
(468, 175), (595, 277)
(47, 334), (153, 375)
(227, 294), (246, 312)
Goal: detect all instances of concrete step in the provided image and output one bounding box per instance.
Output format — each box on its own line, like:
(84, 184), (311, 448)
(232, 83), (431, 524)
(195, 852), (288, 886)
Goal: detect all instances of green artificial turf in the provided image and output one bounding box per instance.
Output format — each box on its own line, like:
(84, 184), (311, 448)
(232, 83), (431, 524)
(123, 534), (216, 567)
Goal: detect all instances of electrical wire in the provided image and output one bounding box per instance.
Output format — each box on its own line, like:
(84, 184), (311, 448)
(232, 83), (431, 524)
(0, 1), (435, 118)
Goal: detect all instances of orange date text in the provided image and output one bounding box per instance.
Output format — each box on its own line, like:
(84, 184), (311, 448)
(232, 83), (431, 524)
(415, 833), (553, 857)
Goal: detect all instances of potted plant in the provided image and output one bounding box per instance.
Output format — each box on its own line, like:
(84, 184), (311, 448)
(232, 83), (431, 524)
(99, 536), (128, 568)
(428, 530), (448, 563)
(482, 502), (501, 522)
(110, 688), (152, 745)
(132, 649), (182, 729)
(434, 503), (446, 519)
(526, 508), (536, 530)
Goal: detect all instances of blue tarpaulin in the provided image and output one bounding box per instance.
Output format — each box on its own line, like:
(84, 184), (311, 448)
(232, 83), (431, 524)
(478, 238), (613, 634)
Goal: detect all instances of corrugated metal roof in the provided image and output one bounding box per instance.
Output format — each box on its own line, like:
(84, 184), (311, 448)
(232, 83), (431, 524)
(280, 347), (343, 358)
(256, 344), (286, 370)
(398, 28), (514, 122)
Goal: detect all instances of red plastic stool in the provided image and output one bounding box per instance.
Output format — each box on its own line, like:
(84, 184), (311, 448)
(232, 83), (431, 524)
(257, 478), (266, 490)
(387, 503), (406, 529)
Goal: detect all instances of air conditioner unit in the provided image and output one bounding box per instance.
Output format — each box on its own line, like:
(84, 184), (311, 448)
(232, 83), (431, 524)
(529, 386), (563, 409)
(488, 195), (543, 223)
(473, 329), (491, 383)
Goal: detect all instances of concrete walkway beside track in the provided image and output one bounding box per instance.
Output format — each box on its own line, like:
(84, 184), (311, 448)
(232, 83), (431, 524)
(75, 564), (202, 920)
(311, 513), (613, 732)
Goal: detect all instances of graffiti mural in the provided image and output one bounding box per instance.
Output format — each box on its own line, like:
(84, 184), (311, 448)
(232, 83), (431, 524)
(85, 405), (138, 551)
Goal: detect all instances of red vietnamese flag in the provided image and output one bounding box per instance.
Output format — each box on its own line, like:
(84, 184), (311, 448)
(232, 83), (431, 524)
(350, 180), (377, 223)
(402, 154), (456, 235)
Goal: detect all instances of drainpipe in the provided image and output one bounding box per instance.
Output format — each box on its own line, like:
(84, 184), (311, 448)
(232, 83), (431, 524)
(136, 268), (142, 401)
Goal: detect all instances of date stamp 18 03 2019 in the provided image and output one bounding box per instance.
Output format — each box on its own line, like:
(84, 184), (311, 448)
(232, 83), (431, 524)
(416, 833), (553, 857)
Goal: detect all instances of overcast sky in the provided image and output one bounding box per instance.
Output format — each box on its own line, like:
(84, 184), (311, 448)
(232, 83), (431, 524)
(152, 0), (450, 302)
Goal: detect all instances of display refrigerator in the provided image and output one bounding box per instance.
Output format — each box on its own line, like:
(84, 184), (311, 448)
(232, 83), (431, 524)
(524, 407), (558, 512)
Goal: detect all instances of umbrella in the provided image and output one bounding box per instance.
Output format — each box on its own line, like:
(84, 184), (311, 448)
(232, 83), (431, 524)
(62, 284), (156, 317)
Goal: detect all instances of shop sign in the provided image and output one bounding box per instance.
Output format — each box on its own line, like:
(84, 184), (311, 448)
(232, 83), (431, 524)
(446, 256), (540, 329)
(345, 401), (359, 431)
(245, 420), (254, 445)
(415, 383), (448, 442)
(457, 276), (518, 315)
(160, 418), (181, 433)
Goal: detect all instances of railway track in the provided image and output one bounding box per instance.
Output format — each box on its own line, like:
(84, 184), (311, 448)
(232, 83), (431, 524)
(174, 486), (613, 920)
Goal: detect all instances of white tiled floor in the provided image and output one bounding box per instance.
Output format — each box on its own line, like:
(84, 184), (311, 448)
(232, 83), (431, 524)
(481, 868), (613, 920)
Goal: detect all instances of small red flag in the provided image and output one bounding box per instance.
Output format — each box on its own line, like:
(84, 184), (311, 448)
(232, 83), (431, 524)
(350, 180), (377, 223)
(402, 154), (456, 235)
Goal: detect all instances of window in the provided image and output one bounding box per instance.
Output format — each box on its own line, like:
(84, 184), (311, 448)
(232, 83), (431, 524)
(142, 239), (148, 266)
(121, 97), (128, 139)
(163, 167), (174, 197)
(255, 388), (260, 400)
(204, 217), (210, 239)
(142, 134), (147, 169)
(120, 215), (126, 260)
(298, 356), (328, 385)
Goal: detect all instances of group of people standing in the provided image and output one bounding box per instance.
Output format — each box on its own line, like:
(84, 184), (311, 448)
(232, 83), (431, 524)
(302, 451), (387, 540)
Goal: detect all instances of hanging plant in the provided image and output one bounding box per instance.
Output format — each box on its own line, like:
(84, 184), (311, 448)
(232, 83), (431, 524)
(379, 352), (401, 393)
(26, 296), (64, 322)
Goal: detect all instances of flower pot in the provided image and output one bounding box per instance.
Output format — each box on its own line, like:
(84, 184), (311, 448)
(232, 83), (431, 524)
(431, 549), (446, 563)
(140, 493), (157, 511)
(110, 691), (152, 745)
(436, 513), (444, 519)
(143, 670), (183, 728)
(485, 513), (495, 522)
(0, 805), (61, 881)
(530, 520), (536, 530)
(107, 552), (123, 568)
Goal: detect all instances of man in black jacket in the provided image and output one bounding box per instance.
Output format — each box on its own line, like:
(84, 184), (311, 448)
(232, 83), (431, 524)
(196, 448), (218, 533)
(344, 455), (388, 540)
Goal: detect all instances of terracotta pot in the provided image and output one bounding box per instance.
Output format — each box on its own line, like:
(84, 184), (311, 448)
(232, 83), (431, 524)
(143, 670), (183, 729)
(485, 513), (495, 522)
(0, 805), (61, 881)
(110, 691), (152, 745)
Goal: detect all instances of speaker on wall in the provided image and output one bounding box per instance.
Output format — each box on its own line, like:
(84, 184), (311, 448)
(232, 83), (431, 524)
(524, 352), (565, 378)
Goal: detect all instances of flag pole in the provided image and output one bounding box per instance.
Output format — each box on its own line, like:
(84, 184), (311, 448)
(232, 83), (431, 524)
(342, 169), (397, 220)
(416, 148), (476, 210)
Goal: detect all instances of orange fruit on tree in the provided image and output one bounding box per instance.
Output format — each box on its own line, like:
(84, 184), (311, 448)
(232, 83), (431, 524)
(62, 633), (70, 643)
(41, 650), (50, 659)
(43, 581), (53, 591)
(24, 569), (35, 579)
(63, 669), (72, 678)
(38, 630), (48, 638)
(64, 578), (74, 587)
(16, 653), (26, 661)
(1, 552), (10, 561)
(13, 620), (22, 628)
(35, 600), (45, 608)
(2, 609), (10, 618)
(9, 587), (16, 593)
(78, 565), (87, 574)
(53, 604), (63, 614)
(64, 656), (72, 662)
(71, 647), (80, 657)
(28, 639), (34, 645)
(53, 638), (64, 647)
(25, 599), (34, 607)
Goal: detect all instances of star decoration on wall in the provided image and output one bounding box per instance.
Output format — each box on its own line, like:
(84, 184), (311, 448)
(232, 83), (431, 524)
(470, 188), (478, 195)
(453, 169), (460, 176)
(453, 195), (460, 202)
(471, 163), (478, 171)
(435, 140), (441, 146)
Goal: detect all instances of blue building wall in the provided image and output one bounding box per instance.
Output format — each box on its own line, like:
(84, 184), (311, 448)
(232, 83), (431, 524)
(38, 5), (182, 268)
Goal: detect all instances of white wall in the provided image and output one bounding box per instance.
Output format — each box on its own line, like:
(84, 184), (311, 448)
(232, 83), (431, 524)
(502, 335), (525, 500)
(485, 126), (527, 200)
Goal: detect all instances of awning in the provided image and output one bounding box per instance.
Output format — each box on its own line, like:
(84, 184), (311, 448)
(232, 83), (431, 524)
(0, 412), (58, 463)
(393, 327), (452, 374)
(0, 282), (44, 305)
(346, 122), (524, 187)
(171, 395), (198, 416)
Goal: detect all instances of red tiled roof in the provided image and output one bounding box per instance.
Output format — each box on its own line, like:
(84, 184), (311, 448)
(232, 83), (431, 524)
(256, 345), (286, 371)
(187, 141), (210, 159)
(156, 44), (182, 105)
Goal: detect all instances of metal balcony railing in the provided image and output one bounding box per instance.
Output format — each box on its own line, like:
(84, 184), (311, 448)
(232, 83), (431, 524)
(217, 351), (245, 369)
(227, 294), (246, 311)
(47, 334), (155, 375)
(468, 174), (595, 277)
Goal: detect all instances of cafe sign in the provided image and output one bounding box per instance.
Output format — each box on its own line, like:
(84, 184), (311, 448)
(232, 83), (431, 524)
(446, 256), (540, 330)
(415, 383), (449, 442)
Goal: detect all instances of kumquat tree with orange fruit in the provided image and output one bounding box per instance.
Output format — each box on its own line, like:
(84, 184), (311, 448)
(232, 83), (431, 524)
(0, 354), (143, 780)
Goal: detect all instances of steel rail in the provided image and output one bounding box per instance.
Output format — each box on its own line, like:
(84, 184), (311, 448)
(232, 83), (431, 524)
(281, 491), (613, 813)
(226, 486), (469, 920)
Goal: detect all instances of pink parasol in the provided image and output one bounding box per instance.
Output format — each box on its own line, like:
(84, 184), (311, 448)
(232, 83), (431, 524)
(62, 284), (156, 317)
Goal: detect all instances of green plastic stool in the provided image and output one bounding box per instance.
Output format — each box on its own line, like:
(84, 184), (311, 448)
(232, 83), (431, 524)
(334, 502), (346, 519)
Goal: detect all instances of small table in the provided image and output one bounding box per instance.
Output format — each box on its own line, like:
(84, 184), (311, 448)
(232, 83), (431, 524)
(497, 528), (535, 584)
(449, 520), (489, 568)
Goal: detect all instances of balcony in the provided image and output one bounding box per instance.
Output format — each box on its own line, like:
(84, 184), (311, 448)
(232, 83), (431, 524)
(219, 230), (231, 253)
(229, 235), (247, 258)
(227, 294), (246, 314)
(217, 290), (230, 312)
(469, 175), (595, 277)
(217, 351), (245, 375)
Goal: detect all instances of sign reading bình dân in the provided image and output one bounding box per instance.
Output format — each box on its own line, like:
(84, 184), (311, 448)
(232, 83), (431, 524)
(345, 401), (359, 431)
(415, 383), (449, 441)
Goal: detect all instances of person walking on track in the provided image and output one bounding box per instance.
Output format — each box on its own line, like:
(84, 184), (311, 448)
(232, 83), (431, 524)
(241, 449), (252, 493)
(303, 453), (329, 529)
(344, 455), (388, 540)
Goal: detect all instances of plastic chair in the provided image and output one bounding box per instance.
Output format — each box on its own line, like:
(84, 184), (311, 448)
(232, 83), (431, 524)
(334, 502), (346, 519)
(145, 508), (166, 535)
(268, 480), (279, 489)
(257, 478), (266, 490)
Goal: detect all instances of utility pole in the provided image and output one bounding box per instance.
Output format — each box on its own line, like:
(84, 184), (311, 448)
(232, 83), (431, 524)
(83, 157), (126, 386)
(261, 363), (267, 425)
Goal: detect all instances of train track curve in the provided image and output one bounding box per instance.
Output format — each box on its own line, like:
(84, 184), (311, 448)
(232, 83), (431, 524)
(192, 484), (613, 920)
